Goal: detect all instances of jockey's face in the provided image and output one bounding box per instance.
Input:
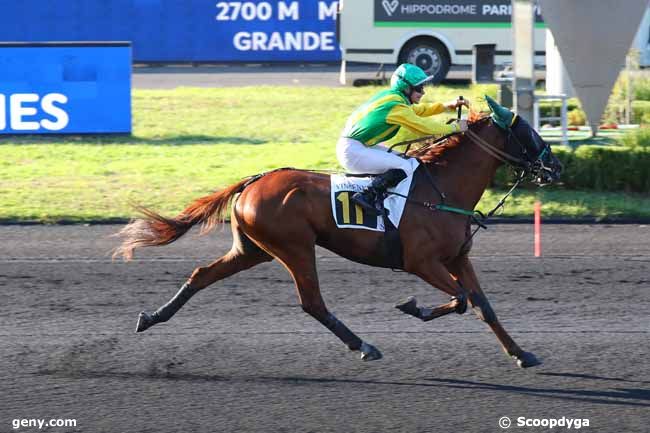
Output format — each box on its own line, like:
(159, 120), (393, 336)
(409, 85), (424, 104)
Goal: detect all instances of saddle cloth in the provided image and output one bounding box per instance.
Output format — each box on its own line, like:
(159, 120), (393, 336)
(330, 158), (420, 232)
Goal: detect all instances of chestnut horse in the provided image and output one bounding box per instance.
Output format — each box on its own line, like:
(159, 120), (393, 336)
(114, 97), (562, 368)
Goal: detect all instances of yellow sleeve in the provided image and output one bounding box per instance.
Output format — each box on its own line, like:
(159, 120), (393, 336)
(386, 104), (457, 136)
(411, 102), (446, 117)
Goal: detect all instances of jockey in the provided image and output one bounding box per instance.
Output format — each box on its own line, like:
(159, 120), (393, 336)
(337, 63), (469, 215)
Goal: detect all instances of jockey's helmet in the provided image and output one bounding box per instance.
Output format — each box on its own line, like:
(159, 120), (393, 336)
(390, 63), (432, 94)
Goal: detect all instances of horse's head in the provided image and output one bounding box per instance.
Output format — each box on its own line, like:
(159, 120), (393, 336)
(485, 95), (562, 185)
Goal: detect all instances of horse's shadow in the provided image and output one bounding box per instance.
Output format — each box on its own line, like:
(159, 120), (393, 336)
(36, 368), (650, 408)
(537, 371), (650, 385)
(422, 375), (650, 408)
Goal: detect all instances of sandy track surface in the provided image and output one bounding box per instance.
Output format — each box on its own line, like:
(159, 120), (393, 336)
(1, 224), (649, 432)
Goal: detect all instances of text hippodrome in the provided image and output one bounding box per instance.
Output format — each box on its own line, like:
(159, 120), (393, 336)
(395, 3), (542, 16)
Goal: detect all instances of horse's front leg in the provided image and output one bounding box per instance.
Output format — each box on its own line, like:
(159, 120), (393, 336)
(396, 261), (468, 321)
(447, 255), (541, 368)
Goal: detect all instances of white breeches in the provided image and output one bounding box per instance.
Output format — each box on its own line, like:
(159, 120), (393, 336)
(336, 136), (413, 175)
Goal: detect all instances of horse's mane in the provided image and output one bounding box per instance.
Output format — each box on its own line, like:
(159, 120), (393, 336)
(405, 110), (489, 163)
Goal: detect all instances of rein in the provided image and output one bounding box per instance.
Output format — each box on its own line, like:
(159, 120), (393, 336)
(385, 115), (531, 234)
(387, 130), (458, 156)
(466, 128), (528, 167)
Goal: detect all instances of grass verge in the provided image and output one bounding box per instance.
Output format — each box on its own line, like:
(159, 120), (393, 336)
(1, 86), (649, 223)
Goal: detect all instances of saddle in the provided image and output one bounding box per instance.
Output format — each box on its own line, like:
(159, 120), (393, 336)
(329, 164), (423, 270)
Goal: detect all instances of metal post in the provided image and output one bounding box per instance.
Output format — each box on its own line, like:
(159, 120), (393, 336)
(560, 96), (568, 146)
(339, 59), (347, 86)
(626, 53), (632, 125)
(512, 0), (536, 122)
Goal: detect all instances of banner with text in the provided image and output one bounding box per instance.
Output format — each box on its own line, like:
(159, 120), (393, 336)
(0, 1), (340, 62)
(0, 43), (131, 134)
(374, 0), (543, 25)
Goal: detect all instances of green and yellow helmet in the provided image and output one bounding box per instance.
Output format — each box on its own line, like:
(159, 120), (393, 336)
(390, 63), (432, 93)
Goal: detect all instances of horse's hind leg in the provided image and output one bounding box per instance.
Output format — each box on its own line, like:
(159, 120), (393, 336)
(136, 227), (272, 333)
(263, 241), (382, 361)
(447, 255), (541, 368)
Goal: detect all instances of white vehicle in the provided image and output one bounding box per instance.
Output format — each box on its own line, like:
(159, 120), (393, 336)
(337, 0), (546, 82)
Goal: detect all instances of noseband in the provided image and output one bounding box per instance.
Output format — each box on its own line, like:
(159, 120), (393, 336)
(465, 117), (550, 175)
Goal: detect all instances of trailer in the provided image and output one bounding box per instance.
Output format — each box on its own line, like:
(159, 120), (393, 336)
(338, 0), (546, 83)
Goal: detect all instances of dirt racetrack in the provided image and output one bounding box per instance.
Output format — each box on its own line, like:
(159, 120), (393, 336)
(1, 224), (649, 432)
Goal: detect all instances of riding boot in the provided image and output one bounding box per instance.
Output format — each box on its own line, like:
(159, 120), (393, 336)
(351, 168), (407, 216)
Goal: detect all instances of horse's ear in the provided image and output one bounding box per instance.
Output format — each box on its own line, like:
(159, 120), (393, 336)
(485, 95), (514, 129)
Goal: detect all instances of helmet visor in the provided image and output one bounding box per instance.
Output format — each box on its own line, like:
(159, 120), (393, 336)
(412, 75), (434, 87)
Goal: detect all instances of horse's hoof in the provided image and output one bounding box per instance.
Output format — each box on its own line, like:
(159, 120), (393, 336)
(360, 342), (383, 362)
(452, 294), (467, 314)
(135, 311), (155, 333)
(514, 351), (542, 368)
(395, 296), (419, 317)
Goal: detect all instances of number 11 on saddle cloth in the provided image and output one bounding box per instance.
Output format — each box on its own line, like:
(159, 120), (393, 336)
(330, 158), (420, 231)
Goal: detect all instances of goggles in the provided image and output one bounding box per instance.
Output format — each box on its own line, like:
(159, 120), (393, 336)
(412, 84), (425, 93)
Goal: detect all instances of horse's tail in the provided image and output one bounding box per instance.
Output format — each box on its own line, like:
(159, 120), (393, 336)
(113, 177), (251, 261)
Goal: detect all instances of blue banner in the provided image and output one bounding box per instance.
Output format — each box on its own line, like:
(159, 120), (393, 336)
(0, 1), (340, 62)
(0, 43), (131, 134)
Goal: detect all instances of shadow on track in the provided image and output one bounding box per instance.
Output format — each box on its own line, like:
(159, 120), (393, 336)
(424, 377), (650, 408)
(538, 371), (650, 384)
(35, 368), (650, 408)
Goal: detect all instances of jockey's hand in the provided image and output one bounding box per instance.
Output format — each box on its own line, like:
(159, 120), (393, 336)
(456, 119), (469, 132)
(445, 98), (469, 111)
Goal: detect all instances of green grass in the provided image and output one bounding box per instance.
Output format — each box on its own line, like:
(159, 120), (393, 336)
(1, 86), (649, 223)
(479, 188), (650, 219)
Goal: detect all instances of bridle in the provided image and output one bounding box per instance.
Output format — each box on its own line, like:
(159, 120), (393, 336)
(385, 113), (556, 245)
(465, 116), (553, 184)
(391, 114), (552, 176)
